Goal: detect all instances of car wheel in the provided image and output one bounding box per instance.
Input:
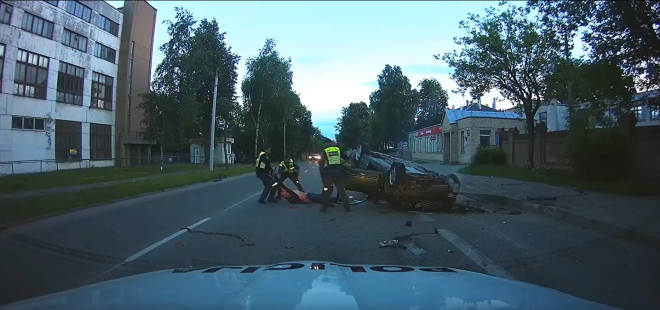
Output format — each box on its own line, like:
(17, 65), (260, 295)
(446, 173), (462, 196)
(385, 162), (406, 195)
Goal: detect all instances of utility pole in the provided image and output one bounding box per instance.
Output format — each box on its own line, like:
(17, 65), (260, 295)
(283, 118), (286, 159)
(209, 68), (219, 172)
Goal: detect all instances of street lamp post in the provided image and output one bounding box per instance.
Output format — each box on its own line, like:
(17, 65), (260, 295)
(209, 67), (219, 172)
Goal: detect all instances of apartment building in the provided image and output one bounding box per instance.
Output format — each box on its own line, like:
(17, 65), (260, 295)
(115, 0), (157, 166)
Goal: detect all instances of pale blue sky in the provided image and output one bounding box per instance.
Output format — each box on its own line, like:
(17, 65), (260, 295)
(107, 1), (512, 138)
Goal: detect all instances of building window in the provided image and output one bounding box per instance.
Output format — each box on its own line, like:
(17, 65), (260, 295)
(21, 12), (54, 39)
(0, 44), (4, 90)
(14, 49), (50, 99)
(460, 131), (465, 152)
(91, 72), (114, 110)
(0, 1), (12, 24)
(96, 14), (119, 36)
(632, 105), (643, 122)
(90, 123), (112, 160)
(55, 120), (82, 161)
(651, 106), (659, 121)
(480, 130), (491, 147)
(65, 1), (91, 22)
(61, 29), (87, 52)
(56, 62), (85, 105)
(12, 116), (45, 130)
(538, 112), (547, 123)
(44, 1), (58, 7)
(93, 42), (116, 63)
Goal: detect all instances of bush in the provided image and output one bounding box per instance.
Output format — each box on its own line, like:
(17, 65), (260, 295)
(472, 146), (507, 165)
(568, 128), (634, 180)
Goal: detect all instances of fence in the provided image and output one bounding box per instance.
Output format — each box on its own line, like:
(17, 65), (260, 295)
(0, 155), (202, 176)
(497, 126), (660, 181)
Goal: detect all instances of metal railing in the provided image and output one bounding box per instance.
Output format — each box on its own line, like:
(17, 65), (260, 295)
(0, 155), (233, 176)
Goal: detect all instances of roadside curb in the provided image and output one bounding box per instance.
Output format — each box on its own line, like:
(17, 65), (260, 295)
(514, 199), (660, 250)
(0, 172), (252, 229)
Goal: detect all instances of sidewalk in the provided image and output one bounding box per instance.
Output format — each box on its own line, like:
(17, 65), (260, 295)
(421, 163), (660, 249)
(0, 170), (203, 200)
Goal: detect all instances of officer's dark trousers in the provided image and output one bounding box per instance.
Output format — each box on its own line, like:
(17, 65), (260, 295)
(256, 172), (278, 202)
(321, 167), (350, 211)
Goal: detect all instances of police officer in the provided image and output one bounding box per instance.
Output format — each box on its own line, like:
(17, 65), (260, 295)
(255, 146), (279, 204)
(319, 143), (351, 212)
(277, 158), (304, 192)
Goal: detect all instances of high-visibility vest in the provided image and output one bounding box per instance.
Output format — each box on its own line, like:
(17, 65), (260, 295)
(280, 160), (295, 173)
(324, 147), (341, 167)
(255, 151), (268, 169)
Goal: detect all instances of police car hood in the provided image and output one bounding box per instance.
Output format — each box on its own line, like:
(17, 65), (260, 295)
(0, 261), (622, 310)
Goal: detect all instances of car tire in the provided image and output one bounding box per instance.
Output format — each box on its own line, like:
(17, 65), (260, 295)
(385, 162), (406, 195)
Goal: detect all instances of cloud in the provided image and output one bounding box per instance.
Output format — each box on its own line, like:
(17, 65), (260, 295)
(403, 64), (454, 75)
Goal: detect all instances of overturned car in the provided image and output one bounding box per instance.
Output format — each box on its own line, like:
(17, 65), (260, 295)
(345, 142), (460, 210)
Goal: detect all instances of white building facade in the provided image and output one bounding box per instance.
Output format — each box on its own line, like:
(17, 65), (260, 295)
(0, 0), (122, 174)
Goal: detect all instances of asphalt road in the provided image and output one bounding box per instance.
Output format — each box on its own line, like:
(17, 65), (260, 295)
(1, 161), (659, 310)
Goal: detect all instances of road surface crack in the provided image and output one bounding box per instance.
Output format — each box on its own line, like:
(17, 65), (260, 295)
(180, 228), (255, 247)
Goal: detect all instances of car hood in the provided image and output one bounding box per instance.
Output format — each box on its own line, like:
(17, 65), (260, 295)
(1, 261), (622, 310)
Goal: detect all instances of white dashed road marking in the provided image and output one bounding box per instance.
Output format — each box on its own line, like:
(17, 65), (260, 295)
(437, 228), (515, 279)
(224, 192), (261, 210)
(86, 217), (212, 284)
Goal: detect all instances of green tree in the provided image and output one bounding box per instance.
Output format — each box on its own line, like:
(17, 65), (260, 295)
(186, 18), (240, 168)
(138, 8), (240, 169)
(531, 1), (660, 104)
(242, 39), (291, 157)
(415, 78), (449, 130)
(335, 102), (372, 149)
(139, 8), (197, 162)
(439, 5), (562, 169)
(369, 65), (419, 151)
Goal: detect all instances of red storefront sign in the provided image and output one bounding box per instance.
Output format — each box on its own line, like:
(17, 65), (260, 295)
(415, 126), (442, 137)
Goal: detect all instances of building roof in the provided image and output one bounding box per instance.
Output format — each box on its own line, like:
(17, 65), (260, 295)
(461, 102), (498, 112)
(444, 110), (524, 124)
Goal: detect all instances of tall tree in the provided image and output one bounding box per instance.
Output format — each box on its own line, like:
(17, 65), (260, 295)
(439, 5), (561, 169)
(138, 8), (240, 168)
(415, 78), (449, 129)
(531, 1), (660, 103)
(186, 18), (240, 167)
(140, 8), (197, 161)
(335, 102), (372, 149)
(369, 65), (419, 150)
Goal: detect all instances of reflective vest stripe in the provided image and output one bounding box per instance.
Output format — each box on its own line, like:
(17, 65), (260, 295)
(324, 147), (341, 167)
(255, 152), (267, 169)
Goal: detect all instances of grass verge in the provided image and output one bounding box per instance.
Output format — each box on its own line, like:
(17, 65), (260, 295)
(458, 165), (660, 197)
(0, 165), (254, 225)
(0, 163), (203, 194)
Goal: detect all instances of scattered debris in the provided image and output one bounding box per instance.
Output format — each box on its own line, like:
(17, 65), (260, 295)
(447, 249), (454, 253)
(379, 240), (399, 247)
(328, 219), (335, 222)
(509, 210), (521, 215)
(285, 246), (294, 249)
(405, 221), (412, 227)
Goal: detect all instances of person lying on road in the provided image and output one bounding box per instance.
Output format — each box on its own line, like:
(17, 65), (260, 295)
(278, 184), (340, 205)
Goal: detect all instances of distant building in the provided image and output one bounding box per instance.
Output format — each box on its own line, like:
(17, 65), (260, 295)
(408, 110), (524, 164)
